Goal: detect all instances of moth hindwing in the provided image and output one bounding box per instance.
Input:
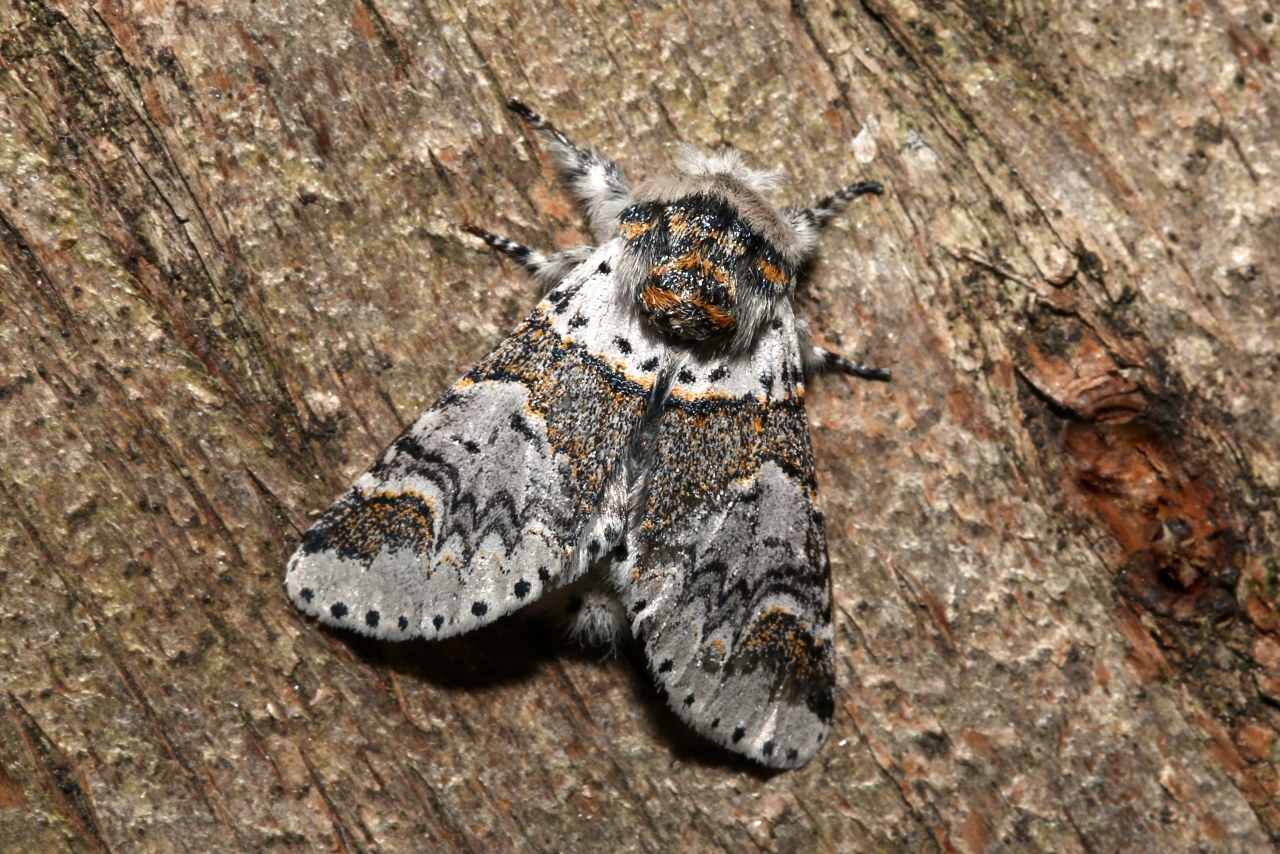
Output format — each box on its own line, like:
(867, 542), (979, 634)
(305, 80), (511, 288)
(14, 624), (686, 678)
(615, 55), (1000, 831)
(286, 98), (887, 768)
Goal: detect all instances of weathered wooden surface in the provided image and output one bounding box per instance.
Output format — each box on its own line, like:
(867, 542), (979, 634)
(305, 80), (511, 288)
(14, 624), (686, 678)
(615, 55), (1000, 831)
(1, 0), (1277, 850)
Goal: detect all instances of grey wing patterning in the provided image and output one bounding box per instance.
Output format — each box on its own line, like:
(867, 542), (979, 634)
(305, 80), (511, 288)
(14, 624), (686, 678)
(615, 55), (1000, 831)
(616, 311), (836, 768)
(286, 97), (887, 769)
(286, 244), (660, 640)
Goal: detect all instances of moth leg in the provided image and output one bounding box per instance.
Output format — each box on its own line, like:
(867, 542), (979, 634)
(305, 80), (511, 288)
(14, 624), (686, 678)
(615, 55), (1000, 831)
(786, 180), (888, 381)
(804, 342), (891, 382)
(507, 97), (631, 240)
(796, 180), (884, 228)
(463, 224), (594, 288)
(783, 180), (883, 257)
(796, 316), (890, 381)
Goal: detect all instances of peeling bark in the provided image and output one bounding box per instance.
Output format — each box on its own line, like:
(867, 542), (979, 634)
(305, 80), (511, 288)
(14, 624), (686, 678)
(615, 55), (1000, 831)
(1, 1), (1277, 850)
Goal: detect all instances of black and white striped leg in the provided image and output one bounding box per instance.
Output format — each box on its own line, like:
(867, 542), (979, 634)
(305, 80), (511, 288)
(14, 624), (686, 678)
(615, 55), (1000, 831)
(463, 224), (544, 271)
(463, 224), (594, 287)
(507, 97), (630, 239)
(783, 181), (884, 256)
(803, 181), (884, 229)
(806, 343), (891, 382)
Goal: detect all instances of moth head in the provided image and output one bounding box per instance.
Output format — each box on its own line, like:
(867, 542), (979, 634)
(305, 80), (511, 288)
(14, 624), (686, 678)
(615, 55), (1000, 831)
(618, 149), (807, 345)
(674, 145), (785, 196)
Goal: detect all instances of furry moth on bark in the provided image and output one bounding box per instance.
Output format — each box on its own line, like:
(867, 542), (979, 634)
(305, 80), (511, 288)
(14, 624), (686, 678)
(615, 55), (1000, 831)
(286, 98), (888, 769)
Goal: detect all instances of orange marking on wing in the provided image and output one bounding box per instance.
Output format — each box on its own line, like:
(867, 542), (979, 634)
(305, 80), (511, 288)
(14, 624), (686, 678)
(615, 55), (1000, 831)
(665, 386), (766, 403)
(742, 605), (827, 680)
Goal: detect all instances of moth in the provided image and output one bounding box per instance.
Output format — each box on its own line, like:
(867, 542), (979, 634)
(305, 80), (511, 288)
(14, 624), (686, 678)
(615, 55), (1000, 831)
(286, 99), (887, 768)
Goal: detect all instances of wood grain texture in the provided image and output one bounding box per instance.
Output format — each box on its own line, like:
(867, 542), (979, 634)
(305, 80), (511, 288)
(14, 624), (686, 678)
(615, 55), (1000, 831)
(1, 0), (1276, 850)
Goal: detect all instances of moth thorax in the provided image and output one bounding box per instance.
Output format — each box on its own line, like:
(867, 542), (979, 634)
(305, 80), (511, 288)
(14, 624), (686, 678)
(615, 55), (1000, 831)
(620, 195), (795, 343)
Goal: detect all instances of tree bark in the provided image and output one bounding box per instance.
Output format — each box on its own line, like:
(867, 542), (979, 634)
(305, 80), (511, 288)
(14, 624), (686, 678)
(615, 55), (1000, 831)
(1, 0), (1277, 850)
